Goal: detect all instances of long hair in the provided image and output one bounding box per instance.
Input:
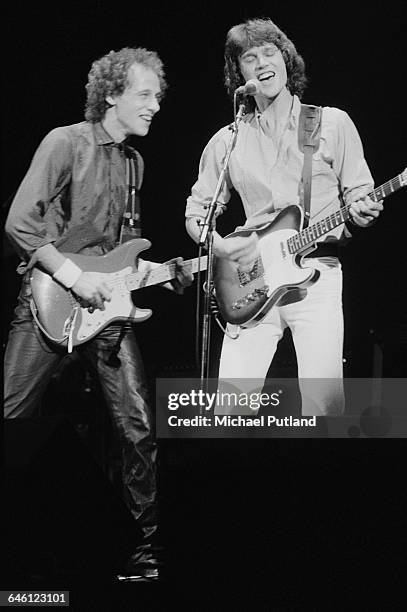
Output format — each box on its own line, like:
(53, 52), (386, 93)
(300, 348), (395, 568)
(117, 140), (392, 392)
(224, 18), (307, 112)
(85, 47), (167, 122)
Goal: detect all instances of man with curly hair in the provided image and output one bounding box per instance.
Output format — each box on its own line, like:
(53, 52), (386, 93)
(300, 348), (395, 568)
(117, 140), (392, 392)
(185, 18), (383, 416)
(4, 46), (192, 580)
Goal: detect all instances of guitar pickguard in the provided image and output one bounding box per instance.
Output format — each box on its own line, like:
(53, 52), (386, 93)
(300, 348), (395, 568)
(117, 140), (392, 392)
(214, 225), (319, 327)
(30, 238), (207, 349)
(76, 266), (150, 341)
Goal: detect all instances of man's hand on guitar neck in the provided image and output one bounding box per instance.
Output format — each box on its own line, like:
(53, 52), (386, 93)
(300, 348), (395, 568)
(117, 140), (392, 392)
(163, 257), (194, 294)
(349, 194), (383, 227)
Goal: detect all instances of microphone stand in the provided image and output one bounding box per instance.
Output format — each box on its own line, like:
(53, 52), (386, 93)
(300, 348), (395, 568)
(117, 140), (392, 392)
(198, 100), (246, 403)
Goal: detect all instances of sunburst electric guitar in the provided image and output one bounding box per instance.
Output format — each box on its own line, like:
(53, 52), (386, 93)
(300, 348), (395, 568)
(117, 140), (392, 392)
(213, 169), (407, 328)
(30, 240), (208, 351)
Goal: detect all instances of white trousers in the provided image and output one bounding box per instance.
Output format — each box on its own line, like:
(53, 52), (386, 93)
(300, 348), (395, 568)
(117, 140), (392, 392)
(217, 259), (345, 416)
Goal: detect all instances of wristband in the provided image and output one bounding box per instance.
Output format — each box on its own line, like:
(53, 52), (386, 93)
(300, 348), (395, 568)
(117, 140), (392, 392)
(53, 258), (82, 289)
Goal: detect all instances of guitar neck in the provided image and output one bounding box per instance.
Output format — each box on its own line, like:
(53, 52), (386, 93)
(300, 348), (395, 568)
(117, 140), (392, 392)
(288, 172), (406, 254)
(126, 256), (208, 291)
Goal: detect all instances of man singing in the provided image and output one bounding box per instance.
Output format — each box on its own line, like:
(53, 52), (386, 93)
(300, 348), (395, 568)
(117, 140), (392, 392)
(186, 18), (382, 416)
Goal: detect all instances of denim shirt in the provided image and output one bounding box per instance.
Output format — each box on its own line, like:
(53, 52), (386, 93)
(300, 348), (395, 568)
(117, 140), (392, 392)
(186, 95), (373, 242)
(5, 121), (143, 273)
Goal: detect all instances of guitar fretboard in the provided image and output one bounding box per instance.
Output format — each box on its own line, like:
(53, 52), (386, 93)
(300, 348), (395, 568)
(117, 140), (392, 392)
(287, 172), (406, 254)
(126, 256), (208, 291)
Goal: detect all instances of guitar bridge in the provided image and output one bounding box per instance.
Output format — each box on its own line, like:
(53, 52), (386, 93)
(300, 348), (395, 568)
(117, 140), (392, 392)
(237, 257), (264, 286)
(231, 285), (269, 310)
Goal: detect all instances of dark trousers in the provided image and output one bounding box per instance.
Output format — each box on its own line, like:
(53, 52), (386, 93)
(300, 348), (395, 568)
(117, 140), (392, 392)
(4, 275), (157, 544)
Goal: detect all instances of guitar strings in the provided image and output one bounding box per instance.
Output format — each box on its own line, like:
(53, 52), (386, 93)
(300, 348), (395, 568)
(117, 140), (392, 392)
(92, 261), (194, 294)
(289, 173), (405, 252)
(76, 173), (405, 298)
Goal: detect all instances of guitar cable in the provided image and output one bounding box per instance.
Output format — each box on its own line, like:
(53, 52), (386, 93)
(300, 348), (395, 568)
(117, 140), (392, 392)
(207, 286), (240, 340)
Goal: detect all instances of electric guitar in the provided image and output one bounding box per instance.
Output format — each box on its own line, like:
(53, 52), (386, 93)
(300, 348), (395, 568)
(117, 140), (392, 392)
(213, 169), (407, 328)
(30, 240), (208, 351)
(30, 170), (406, 348)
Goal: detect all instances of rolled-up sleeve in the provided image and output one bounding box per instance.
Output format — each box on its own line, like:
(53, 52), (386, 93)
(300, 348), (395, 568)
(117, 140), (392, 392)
(329, 110), (374, 238)
(185, 128), (234, 221)
(331, 109), (374, 203)
(5, 128), (73, 265)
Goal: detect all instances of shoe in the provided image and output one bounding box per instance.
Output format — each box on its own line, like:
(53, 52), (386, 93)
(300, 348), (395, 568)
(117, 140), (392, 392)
(116, 545), (162, 582)
(116, 567), (159, 582)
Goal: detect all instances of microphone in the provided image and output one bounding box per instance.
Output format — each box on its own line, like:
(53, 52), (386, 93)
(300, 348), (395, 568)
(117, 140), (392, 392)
(234, 79), (260, 96)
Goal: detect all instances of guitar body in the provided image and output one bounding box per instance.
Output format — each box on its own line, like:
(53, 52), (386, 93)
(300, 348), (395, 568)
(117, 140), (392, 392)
(214, 205), (320, 327)
(28, 170), (406, 345)
(30, 239), (153, 347)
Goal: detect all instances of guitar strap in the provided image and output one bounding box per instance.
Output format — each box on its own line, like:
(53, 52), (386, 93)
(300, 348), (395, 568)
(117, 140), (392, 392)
(113, 146), (143, 356)
(119, 146), (142, 245)
(298, 104), (322, 229)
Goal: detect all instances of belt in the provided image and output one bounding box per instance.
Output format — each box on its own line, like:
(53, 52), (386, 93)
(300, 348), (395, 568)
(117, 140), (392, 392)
(303, 243), (339, 258)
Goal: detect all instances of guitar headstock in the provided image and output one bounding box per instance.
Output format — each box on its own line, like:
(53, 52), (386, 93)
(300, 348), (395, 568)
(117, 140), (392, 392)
(401, 167), (407, 186)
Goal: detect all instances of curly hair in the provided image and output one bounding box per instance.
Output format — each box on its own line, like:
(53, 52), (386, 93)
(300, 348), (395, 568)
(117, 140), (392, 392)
(224, 18), (307, 112)
(85, 47), (167, 122)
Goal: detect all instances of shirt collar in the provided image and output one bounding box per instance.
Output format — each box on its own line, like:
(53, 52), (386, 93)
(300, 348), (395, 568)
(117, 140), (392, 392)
(93, 122), (130, 151)
(94, 122), (116, 146)
(254, 94), (301, 130)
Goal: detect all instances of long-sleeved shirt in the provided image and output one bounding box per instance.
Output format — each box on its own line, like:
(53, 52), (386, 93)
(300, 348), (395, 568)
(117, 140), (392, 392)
(6, 121), (144, 274)
(186, 95), (373, 240)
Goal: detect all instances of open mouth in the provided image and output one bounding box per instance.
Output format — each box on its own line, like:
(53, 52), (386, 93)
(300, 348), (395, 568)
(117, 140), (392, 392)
(258, 71), (276, 83)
